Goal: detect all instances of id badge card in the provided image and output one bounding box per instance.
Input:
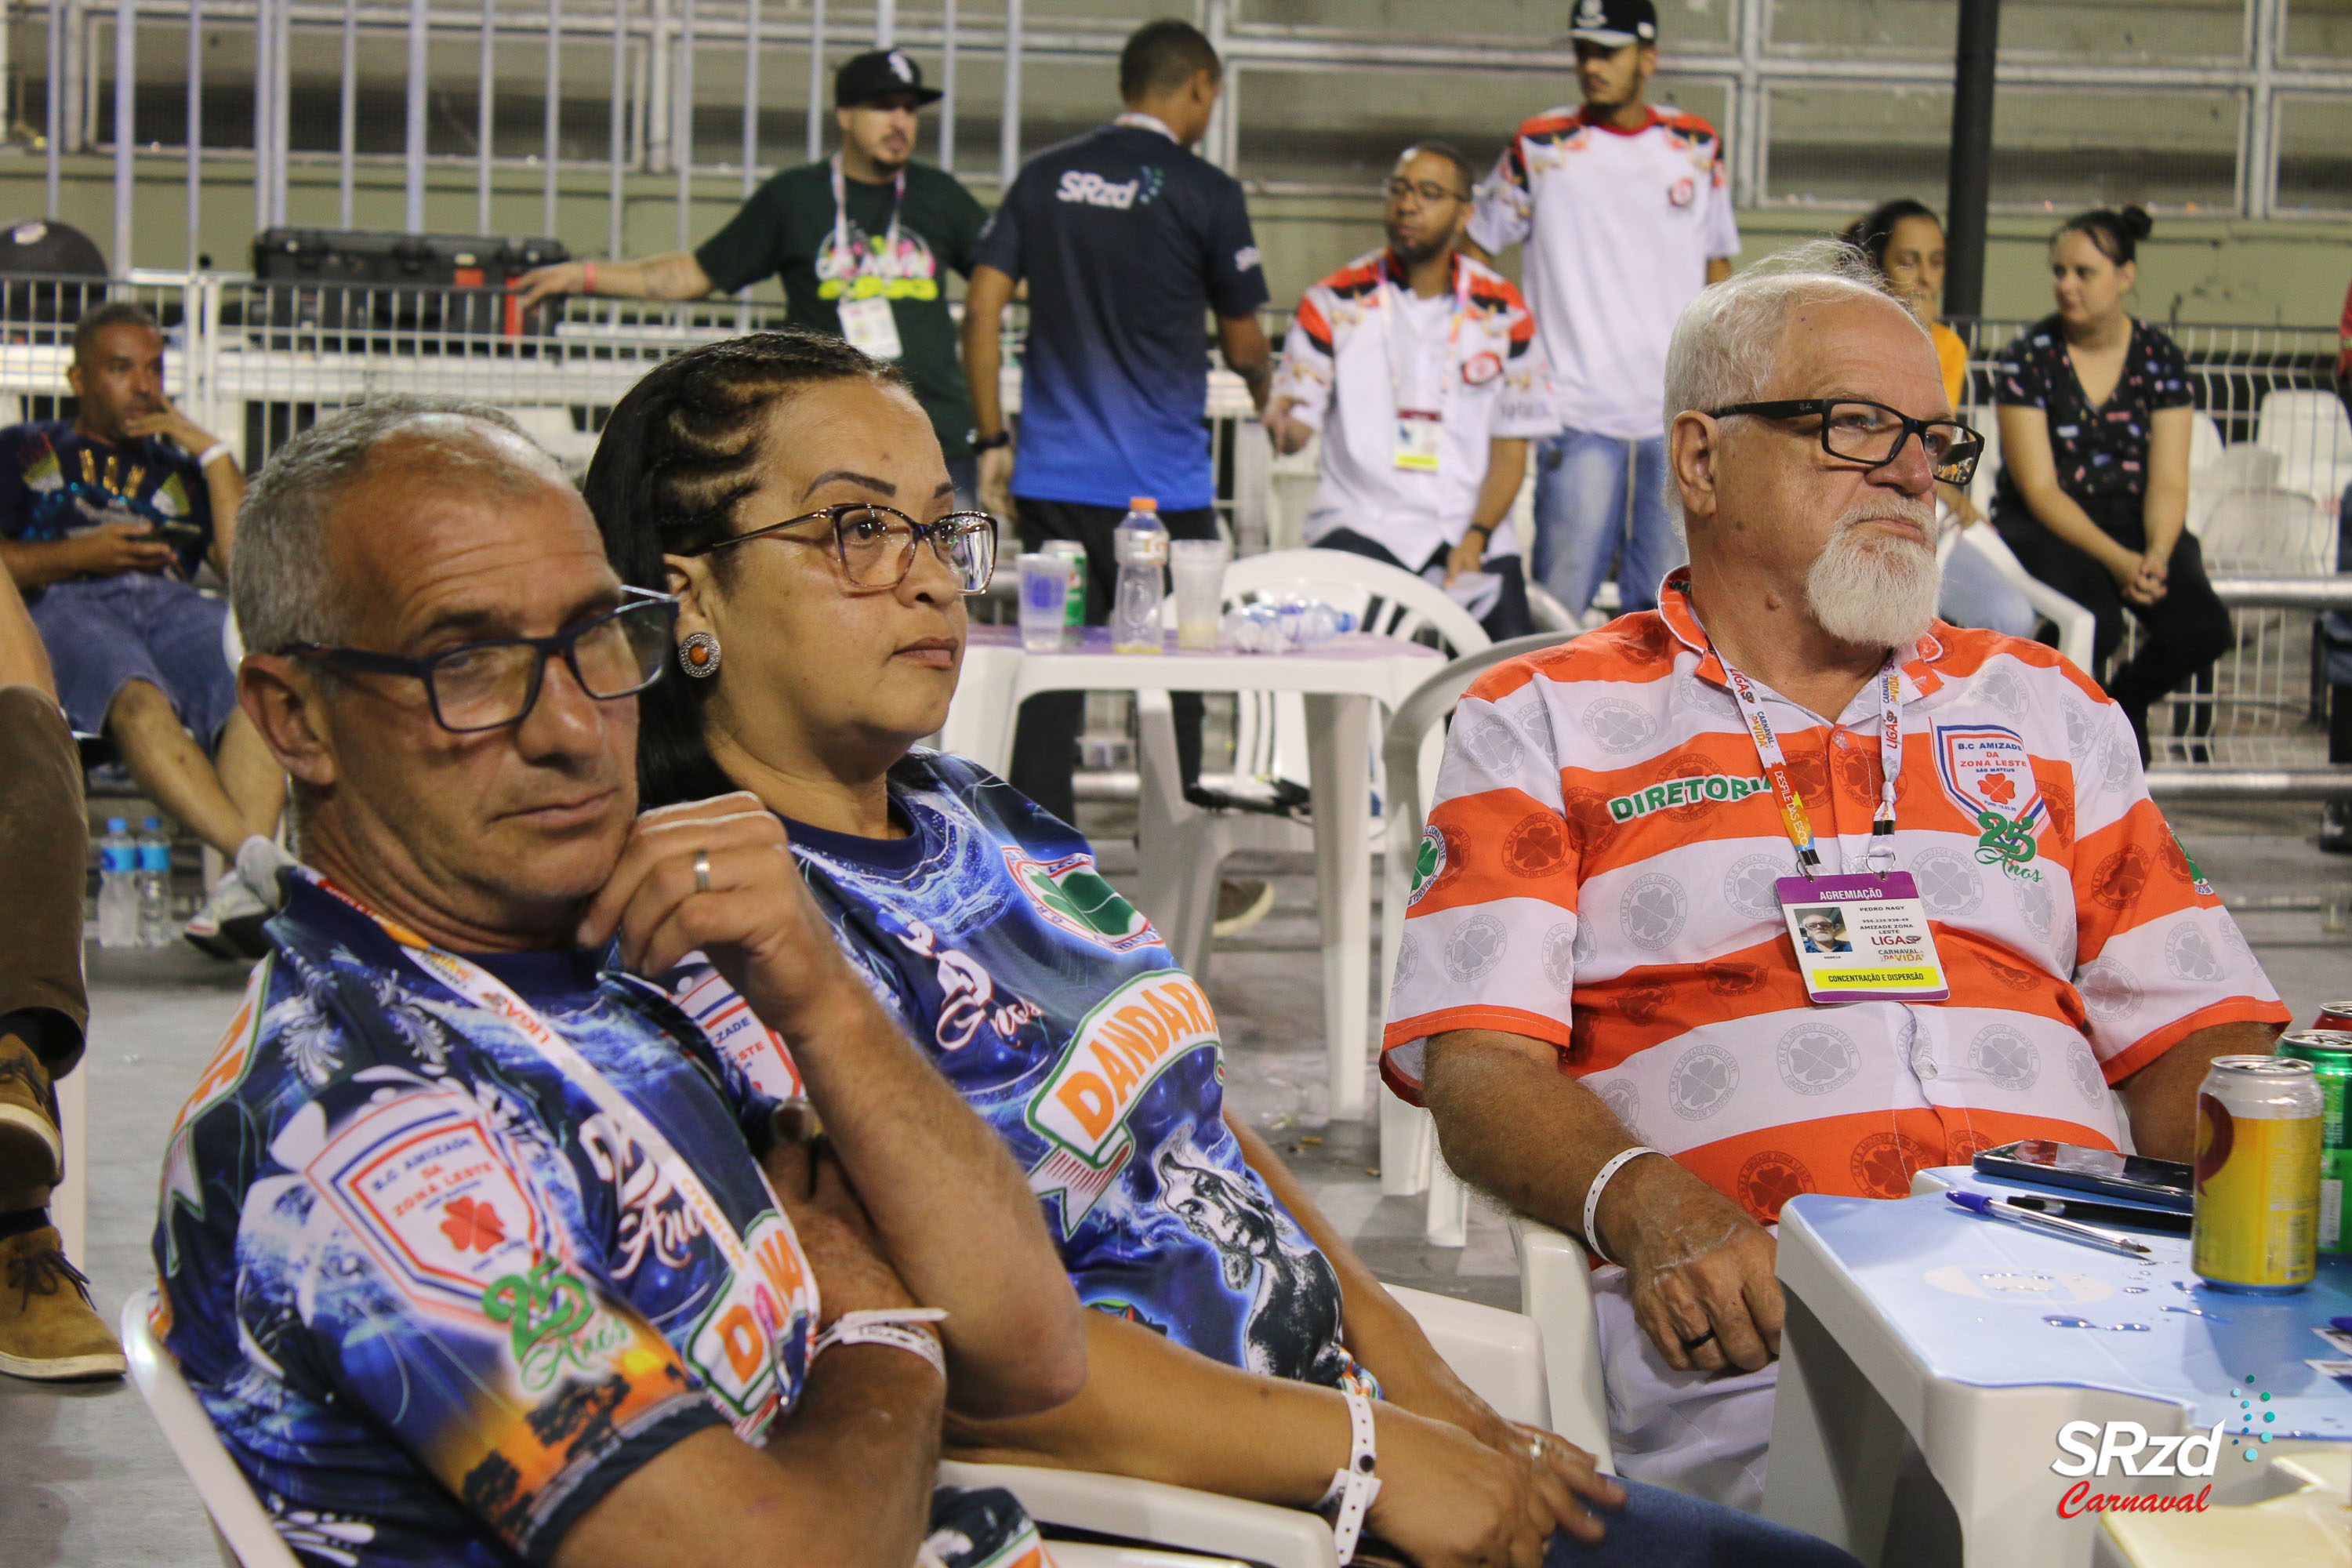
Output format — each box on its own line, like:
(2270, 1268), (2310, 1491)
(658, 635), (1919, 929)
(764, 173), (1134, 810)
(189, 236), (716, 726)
(1393, 409), (1443, 472)
(1775, 872), (1951, 1004)
(837, 295), (903, 361)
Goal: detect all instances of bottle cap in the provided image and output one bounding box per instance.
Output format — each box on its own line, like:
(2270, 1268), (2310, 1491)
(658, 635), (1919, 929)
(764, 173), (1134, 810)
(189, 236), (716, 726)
(107, 817), (127, 832)
(1127, 497), (1157, 512)
(143, 817), (162, 830)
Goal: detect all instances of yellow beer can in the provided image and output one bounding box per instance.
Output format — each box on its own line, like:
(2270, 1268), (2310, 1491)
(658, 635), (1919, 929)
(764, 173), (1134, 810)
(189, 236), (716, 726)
(2192, 1054), (2324, 1294)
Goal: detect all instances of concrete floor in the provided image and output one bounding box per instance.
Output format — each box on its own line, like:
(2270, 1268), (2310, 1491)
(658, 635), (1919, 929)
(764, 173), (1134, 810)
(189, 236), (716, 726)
(3, 802), (2347, 1566)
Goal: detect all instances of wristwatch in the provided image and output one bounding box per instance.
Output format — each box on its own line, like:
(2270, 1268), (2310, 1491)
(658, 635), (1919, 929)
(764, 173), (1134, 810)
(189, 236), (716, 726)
(967, 430), (1012, 452)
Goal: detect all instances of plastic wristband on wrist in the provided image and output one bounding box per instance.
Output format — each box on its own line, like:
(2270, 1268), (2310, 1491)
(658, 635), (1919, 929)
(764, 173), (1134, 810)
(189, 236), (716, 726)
(194, 442), (232, 472)
(582, 260), (597, 295)
(811, 1307), (948, 1379)
(1314, 1383), (1382, 1564)
(1581, 1145), (1663, 1267)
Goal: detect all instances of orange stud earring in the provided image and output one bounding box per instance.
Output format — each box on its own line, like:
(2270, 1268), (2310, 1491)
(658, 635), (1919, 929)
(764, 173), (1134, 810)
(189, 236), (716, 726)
(678, 632), (722, 679)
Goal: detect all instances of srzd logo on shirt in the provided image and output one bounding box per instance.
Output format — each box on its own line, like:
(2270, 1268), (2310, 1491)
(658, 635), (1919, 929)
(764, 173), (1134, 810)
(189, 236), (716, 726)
(1057, 167), (1163, 209)
(1004, 846), (1160, 952)
(1025, 969), (1221, 1234)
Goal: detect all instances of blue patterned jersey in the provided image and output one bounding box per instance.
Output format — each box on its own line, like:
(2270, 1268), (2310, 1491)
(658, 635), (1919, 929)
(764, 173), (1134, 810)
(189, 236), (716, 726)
(664, 752), (1351, 1388)
(151, 875), (1044, 1568)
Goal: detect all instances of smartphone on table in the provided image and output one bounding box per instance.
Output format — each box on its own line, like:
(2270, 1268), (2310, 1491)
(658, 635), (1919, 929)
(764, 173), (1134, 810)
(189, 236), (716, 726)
(1970, 1138), (2194, 1214)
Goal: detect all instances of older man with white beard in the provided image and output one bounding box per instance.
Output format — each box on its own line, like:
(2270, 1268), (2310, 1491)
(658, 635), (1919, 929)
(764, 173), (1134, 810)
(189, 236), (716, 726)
(1378, 243), (2287, 1509)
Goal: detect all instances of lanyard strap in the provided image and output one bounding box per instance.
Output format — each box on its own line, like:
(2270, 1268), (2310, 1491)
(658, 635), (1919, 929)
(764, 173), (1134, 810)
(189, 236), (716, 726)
(1721, 652), (1904, 877)
(828, 154), (906, 282)
(307, 873), (775, 1296)
(1374, 252), (1469, 415)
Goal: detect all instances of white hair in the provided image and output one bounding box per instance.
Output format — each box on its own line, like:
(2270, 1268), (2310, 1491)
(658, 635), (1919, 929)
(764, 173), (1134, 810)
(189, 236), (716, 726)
(1661, 240), (1927, 428)
(231, 397), (545, 655)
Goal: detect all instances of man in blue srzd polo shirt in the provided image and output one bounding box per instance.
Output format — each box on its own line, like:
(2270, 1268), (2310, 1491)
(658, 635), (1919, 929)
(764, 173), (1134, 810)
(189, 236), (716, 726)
(963, 19), (1274, 838)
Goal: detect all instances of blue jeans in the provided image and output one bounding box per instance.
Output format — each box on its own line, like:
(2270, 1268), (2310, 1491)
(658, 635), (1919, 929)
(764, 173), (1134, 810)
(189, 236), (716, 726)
(1546, 1477), (1858, 1566)
(1532, 427), (1683, 617)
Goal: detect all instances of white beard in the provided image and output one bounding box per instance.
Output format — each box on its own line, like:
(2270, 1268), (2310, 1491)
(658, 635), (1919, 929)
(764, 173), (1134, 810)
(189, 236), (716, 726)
(1804, 506), (1943, 652)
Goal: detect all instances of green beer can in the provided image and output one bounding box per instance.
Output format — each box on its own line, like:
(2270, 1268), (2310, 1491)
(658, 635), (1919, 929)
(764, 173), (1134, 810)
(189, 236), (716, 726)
(2278, 1029), (2352, 1253)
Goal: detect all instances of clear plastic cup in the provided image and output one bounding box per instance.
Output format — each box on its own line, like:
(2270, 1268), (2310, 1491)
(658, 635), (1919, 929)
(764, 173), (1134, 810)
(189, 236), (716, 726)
(1170, 539), (1231, 651)
(1018, 553), (1069, 652)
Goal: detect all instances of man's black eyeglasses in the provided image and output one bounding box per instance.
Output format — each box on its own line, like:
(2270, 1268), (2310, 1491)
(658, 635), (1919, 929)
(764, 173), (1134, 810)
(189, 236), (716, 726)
(677, 502), (996, 594)
(1706, 398), (1984, 488)
(284, 586), (679, 734)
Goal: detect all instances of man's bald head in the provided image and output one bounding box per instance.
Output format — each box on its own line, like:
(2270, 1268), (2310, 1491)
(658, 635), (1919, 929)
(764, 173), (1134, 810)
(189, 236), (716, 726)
(232, 397), (566, 657)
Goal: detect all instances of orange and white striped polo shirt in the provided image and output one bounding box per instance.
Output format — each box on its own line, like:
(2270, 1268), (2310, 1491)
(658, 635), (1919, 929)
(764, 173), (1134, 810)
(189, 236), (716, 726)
(1382, 572), (2287, 1221)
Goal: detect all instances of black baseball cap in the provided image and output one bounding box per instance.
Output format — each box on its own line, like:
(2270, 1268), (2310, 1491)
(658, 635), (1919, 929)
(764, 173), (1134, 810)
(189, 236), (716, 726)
(1568, 0), (1657, 47)
(835, 49), (943, 108)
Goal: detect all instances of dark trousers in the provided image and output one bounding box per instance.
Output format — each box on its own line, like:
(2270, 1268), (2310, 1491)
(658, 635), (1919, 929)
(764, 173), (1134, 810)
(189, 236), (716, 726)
(1312, 527), (1537, 644)
(1991, 497), (2233, 760)
(1007, 497), (1218, 824)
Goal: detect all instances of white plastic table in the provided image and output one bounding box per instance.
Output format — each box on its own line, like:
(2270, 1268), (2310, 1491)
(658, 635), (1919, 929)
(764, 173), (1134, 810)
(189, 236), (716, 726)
(1763, 1176), (2352, 1567)
(938, 625), (1443, 1120)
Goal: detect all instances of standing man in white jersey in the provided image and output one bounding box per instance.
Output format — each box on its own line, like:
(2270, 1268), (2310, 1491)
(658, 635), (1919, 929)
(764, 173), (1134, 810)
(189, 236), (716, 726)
(1465, 0), (1740, 620)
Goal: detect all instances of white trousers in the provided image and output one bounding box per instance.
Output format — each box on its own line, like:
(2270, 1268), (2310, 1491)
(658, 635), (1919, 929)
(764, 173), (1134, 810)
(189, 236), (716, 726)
(1589, 1262), (1780, 1512)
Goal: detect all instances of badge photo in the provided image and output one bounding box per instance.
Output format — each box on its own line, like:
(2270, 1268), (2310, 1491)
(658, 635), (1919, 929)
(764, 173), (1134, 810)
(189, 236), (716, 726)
(1773, 872), (1951, 1005)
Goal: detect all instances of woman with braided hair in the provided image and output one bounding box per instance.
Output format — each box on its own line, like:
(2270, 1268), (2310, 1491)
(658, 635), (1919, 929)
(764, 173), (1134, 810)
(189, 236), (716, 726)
(586, 328), (1857, 1568)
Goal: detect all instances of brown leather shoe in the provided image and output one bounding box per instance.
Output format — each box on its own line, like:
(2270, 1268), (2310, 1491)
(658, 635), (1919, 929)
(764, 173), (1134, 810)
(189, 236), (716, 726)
(0, 1033), (60, 1189)
(0, 1225), (125, 1381)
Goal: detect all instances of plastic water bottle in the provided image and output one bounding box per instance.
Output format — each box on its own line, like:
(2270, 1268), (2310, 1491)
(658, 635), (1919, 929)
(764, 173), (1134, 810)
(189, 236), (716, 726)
(1111, 497), (1170, 654)
(96, 817), (140, 949)
(137, 817), (174, 947)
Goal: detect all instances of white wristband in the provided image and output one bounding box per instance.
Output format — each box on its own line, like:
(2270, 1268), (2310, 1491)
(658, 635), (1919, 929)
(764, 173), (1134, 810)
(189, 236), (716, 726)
(1582, 1145), (1663, 1267)
(194, 442), (233, 471)
(811, 1308), (948, 1380)
(1314, 1383), (1382, 1563)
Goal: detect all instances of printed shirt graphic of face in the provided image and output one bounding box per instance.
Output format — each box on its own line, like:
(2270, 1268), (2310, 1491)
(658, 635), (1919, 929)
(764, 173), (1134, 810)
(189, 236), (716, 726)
(660, 751), (1355, 1390)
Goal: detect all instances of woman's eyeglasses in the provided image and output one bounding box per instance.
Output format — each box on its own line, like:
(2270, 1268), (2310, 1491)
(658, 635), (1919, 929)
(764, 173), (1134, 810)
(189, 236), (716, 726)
(680, 502), (998, 594)
(282, 586), (679, 734)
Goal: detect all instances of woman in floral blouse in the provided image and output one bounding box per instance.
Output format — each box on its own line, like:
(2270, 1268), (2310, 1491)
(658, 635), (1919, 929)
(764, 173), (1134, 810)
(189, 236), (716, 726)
(1991, 205), (2230, 761)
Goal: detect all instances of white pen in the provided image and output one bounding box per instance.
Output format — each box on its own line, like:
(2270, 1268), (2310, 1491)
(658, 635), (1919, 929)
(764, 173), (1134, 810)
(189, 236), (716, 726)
(1947, 1189), (2154, 1258)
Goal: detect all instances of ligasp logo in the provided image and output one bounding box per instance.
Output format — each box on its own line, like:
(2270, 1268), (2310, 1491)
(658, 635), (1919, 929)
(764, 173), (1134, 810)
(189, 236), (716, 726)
(1607, 774), (1768, 822)
(1936, 724), (2045, 880)
(1025, 970), (1221, 1234)
(1004, 847), (1160, 952)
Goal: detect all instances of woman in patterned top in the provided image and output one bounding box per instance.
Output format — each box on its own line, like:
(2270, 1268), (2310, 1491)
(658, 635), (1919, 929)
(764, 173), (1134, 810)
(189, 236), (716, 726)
(1989, 205), (2230, 760)
(586, 328), (1858, 1568)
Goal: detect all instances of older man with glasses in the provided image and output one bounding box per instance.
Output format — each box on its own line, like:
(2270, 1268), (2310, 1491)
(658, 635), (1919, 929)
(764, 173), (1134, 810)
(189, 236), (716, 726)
(152, 395), (1084, 1568)
(1380, 245), (2288, 1510)
(1269, 142), (1557, 641)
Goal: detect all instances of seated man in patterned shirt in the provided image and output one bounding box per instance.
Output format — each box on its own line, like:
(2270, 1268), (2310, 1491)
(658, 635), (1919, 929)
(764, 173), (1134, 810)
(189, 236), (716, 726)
(153, 396), (1084, 1567)
(1384, 244), (2288, 1509)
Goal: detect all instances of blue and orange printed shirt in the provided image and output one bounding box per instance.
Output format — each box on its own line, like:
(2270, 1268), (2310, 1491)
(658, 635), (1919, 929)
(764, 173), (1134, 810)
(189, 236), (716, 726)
(664, 751), (1354, 1390)
(151, 875), (1042, 1568)
(0, 419), (212, 579)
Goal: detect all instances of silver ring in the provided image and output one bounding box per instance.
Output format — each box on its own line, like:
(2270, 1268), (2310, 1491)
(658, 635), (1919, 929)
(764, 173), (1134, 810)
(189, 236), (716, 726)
(1527, 1436), (1548, 1461)
(692, 849), (712, 894)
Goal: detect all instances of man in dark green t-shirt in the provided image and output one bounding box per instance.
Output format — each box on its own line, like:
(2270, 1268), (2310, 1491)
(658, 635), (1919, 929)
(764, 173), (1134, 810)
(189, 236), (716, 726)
(515, 49), (989, 492)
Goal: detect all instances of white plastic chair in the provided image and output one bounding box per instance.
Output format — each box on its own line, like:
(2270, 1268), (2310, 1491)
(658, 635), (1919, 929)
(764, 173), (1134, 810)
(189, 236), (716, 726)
(946, 1274), (1612, 1566)
(2200, 487), (2333, 575)
(1373, 632), (1577, 1246)
(122, 1290), (303, 1568)
(2257, 389), (2352, 507)
(1935, 521), (2099, 669)
(2187, 444), (2283, 536)
(130, 1279), (1611, 1568)
(1131, 550), (1489, 982)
